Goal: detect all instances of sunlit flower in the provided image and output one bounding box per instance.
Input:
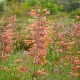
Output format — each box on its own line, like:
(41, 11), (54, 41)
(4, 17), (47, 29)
(69, 72), (79, 77)
(19, 66), (28, 72)
(35, 68), (45, 75)
(16, 59), (23, 63)
(73, 60), (80, 64)
(2, 54), (10, 60)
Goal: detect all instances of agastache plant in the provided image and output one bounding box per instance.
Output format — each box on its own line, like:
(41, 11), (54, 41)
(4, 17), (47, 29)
(70, 23), (80, 77)
(0, 15), (17, 60)
(24, 9), (51, 79)
(50, 18), (80, 78)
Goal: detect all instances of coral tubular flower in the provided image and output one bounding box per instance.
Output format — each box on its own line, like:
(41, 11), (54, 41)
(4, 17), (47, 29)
(2, 54), (10, 60)
(70, 72), (79, 77)
(73, 60), (80, 64)
(36, 68), (45, 75)
(19, 66), (27, 72)
(16, 59), (22, 63)
(76, 66), (80, 69)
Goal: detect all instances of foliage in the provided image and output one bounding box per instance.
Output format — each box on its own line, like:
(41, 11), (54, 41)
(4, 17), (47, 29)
(0, 0), (80, 16)
(70, 8), (80, 16)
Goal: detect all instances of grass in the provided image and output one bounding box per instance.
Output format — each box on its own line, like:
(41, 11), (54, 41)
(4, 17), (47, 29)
(0, 50), (79, 80)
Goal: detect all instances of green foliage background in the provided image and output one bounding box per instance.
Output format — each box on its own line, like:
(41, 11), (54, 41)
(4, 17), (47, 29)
(0, 0), (80, 16)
